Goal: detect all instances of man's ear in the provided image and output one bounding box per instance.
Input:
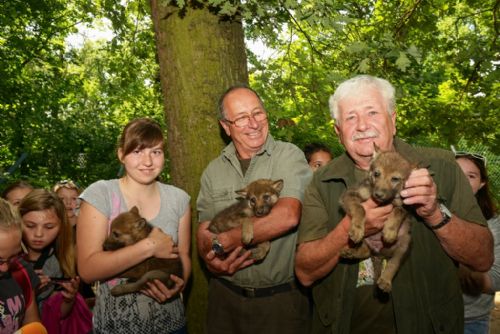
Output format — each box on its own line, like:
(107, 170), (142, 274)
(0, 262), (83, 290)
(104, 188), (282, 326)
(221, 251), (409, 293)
(391, 111), (397, 136)
(220, 120), (231, 137)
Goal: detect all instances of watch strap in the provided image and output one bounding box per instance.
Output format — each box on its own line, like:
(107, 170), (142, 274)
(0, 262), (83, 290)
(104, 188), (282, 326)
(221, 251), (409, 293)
(427, 204), (452, 230)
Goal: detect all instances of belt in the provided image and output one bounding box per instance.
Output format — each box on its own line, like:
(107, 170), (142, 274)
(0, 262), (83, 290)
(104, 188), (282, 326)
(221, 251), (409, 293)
(217, 278), (297, 298)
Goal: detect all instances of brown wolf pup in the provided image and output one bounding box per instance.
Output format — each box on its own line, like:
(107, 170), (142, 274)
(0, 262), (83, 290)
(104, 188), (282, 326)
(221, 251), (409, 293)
(103, 206), (183, 296)
(209, 178), (284, 261)
(340, 145), (416, 292)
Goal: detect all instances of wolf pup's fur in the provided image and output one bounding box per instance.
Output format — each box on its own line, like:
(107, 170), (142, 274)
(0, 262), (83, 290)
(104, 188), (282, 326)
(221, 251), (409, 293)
(209, 179), (283, 261)
(340, 145), (416, 292)
(103, 206), (183, 296)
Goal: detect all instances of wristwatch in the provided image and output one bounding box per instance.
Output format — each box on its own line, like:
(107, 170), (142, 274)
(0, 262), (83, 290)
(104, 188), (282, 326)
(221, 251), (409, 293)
(428, 203), (452, 230)
(211, 235), (225, 256)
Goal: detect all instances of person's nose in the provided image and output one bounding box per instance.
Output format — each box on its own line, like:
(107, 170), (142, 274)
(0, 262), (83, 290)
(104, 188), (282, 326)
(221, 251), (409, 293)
(356, 114), (369, 131)
(247, 115), (259, 129)
(141, 152), (153, 166)
(34, 226), (44, 237)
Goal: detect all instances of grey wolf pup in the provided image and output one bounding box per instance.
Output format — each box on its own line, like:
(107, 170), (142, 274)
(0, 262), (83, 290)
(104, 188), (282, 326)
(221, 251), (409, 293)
(340, 146), (416, 292)
(103, 206), (183, 296)
(209, 178), (284, 261)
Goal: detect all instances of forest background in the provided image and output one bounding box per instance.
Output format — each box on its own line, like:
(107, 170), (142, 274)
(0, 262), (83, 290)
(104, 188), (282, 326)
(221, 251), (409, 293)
(1, 1), (498, 332)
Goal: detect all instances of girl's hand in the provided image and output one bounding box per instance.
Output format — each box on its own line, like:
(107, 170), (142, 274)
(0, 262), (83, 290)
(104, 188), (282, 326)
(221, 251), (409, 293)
(141, 275), (184, 303)
(147, 227), (178, 259)
(58, 277), (80, 303)
(35, 269), (51, 290)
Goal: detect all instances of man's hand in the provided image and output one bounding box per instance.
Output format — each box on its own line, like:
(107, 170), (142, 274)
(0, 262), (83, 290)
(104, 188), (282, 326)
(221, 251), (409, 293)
(361, 198), (393, 237)
(197, 221), (254, 275)
(204, 247), (254, 275)
(401, 168), (440, 222)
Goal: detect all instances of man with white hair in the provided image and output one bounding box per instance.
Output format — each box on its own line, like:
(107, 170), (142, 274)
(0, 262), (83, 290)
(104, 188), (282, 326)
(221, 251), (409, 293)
(295, 75), (493, 333)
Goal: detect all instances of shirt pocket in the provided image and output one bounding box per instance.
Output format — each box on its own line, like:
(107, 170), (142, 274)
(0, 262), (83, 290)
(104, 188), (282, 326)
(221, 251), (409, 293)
(212, 188), (237, 214)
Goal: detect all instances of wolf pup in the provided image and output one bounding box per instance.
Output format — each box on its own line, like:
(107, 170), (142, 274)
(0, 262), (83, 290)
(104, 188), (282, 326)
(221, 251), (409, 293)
(340, 145), (416, 292)
(209, 178), (284, 261)
(103, 206), (183, 296)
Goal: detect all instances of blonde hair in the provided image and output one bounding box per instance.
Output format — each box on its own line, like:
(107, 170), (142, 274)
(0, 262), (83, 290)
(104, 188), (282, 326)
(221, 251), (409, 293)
(19, 189), (76, 277)
(0, 198), (22, 232)
(53, 180), (80, 195)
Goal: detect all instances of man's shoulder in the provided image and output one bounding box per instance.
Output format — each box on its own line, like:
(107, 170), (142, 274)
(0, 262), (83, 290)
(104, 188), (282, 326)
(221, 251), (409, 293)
(413, 145), (455, 163)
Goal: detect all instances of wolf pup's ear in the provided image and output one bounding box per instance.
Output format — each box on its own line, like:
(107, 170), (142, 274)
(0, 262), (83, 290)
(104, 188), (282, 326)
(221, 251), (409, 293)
(235, 188), (248, 198)
(273, 179), (284, 193)
(134, 218), (148, 230)
(130, 206), (139, 214)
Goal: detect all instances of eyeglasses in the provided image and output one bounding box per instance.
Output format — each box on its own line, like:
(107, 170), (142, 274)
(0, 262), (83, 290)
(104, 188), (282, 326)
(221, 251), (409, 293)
(224, 111), (267, 128)
(0, 253), (23, 266)
(451, 146), (487, 166)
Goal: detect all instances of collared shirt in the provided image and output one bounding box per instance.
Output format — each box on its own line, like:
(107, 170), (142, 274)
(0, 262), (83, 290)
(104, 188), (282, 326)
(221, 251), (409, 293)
(298, 137), (487, 334)
(197, 135), (312, 288)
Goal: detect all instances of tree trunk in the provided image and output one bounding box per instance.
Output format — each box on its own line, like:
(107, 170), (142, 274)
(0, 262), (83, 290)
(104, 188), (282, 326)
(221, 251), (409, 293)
(150, 1), (248, 333)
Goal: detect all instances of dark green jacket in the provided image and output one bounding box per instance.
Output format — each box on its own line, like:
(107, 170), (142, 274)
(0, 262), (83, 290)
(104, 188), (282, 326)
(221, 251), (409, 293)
(298, 138), (487, 334)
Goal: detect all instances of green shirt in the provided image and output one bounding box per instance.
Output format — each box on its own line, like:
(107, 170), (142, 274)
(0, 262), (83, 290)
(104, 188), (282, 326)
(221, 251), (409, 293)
(298, 137), (487, 334)
(197, 135), (312, 288)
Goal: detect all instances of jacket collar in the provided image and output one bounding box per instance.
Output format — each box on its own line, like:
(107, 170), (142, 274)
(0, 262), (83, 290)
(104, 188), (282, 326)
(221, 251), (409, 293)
(319, 137), (423, 184)
(222, 134), (275, 160)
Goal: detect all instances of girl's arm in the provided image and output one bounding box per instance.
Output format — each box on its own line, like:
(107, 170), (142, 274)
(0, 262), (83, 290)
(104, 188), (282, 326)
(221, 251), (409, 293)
(142, 206), (192, 302)
(58, 277), (80, 319)
(22, 288), (40, 325)
(77, 201), (176, 283)
(178, 206), (192, 285)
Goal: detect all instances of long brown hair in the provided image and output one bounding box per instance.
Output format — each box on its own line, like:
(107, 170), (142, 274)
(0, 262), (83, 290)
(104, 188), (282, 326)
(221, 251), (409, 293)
(19, 189), (76, 277)
(118, 118), (164, 157)
(456, 154), (497, 220)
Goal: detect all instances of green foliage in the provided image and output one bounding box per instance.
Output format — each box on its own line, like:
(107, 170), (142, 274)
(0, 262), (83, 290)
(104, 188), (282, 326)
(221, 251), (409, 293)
(243, 0), (499, 155)
(0, 0), (164, 190)
(1, 0), (498, 193)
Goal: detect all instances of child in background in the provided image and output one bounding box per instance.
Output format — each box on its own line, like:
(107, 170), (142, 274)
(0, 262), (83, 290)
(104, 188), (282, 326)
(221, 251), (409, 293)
(19, 189), (91, 333)
(454, 151), (500, 334)
(53, 180), (81, 227)
(1, 180), (34, 207)
(0, 198), (42, 333)
(303, 142), (333, 171)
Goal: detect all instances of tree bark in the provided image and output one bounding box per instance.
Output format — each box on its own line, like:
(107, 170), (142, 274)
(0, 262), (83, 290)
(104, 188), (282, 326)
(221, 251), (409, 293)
(150, 1), (248, 332)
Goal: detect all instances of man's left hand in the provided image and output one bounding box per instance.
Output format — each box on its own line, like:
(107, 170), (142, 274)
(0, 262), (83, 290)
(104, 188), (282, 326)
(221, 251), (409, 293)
(401, 168), (440, 221)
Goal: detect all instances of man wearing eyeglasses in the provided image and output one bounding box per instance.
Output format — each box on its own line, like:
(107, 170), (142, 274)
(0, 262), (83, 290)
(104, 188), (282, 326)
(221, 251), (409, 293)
(196, 85), (312, 334)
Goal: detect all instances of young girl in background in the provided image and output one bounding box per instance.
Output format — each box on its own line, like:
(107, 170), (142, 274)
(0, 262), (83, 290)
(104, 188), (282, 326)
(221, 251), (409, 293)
(455, 152), (500, 334)
(53, 180), (81, 227)
(77, 118), (191, 334)
(2, 180), (34, 207)
(19, 189), (91, 333)
(0, 198), (42, 332)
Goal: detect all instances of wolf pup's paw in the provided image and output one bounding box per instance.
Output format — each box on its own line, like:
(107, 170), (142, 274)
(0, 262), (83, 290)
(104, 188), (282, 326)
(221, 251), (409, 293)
(349, 224), (364, 244)
(250, 242), (270, 261)
(340, 248), (355, 258)
(382, 227), (398, 244)
(377, 277), (392, 293)
(241, 219), (254, 245)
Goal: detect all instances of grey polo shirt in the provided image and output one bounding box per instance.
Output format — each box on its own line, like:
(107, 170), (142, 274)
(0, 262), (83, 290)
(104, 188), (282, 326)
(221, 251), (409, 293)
(197, 135), (312, 288)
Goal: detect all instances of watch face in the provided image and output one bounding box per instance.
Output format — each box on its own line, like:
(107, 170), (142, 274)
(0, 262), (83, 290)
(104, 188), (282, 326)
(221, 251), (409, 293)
(439, 204), (452, 218)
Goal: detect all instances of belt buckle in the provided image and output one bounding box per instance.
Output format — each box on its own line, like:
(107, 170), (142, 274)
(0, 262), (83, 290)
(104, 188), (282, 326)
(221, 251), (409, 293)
(243, 287), (256, 298)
